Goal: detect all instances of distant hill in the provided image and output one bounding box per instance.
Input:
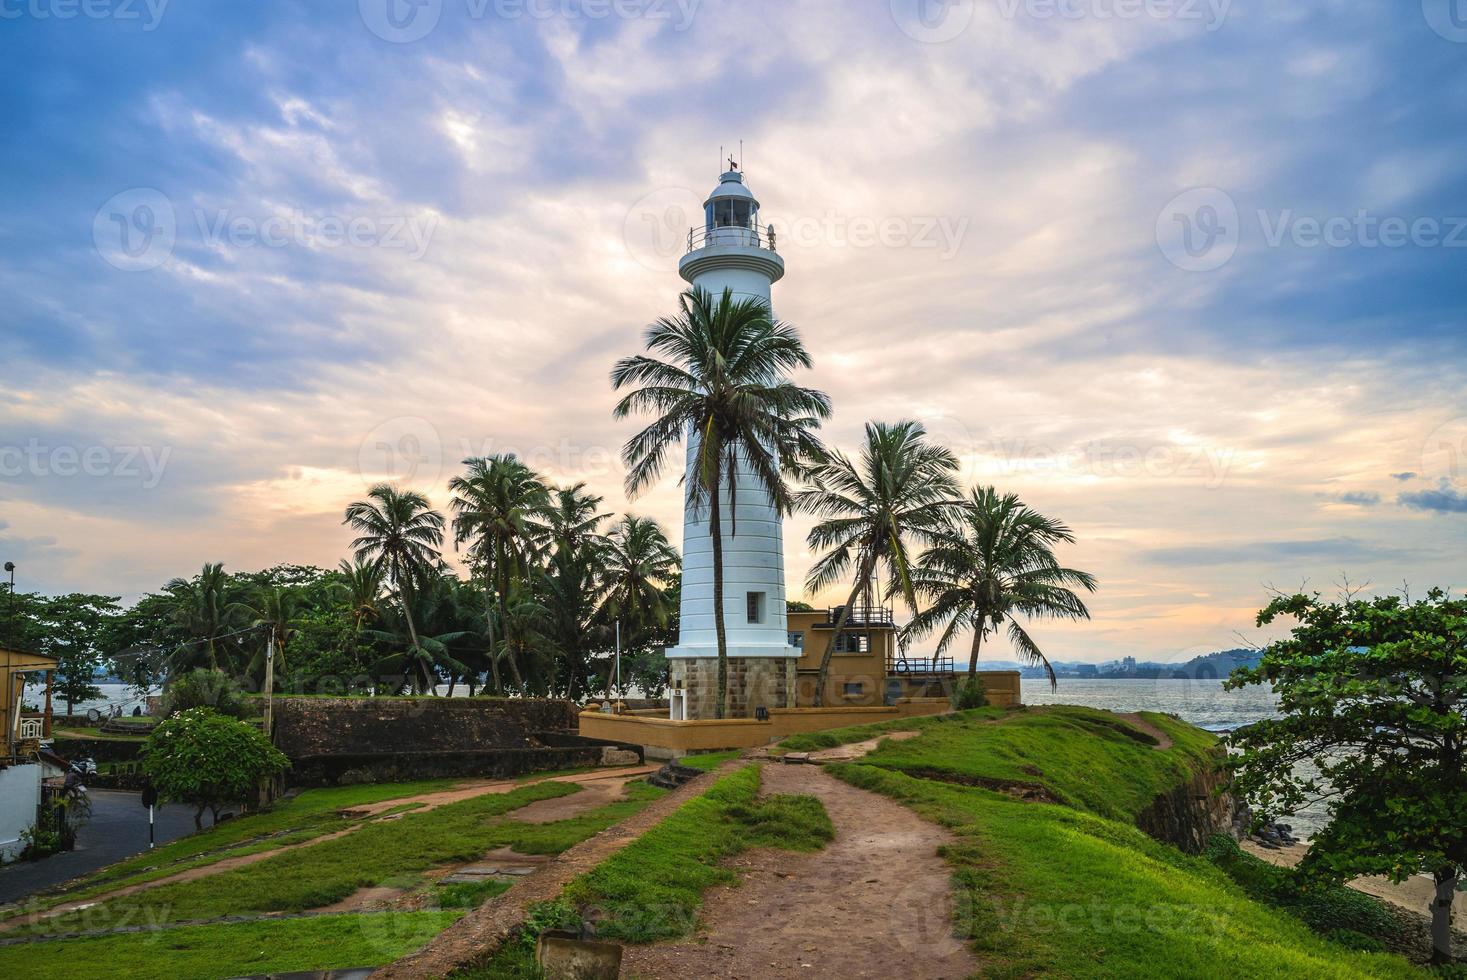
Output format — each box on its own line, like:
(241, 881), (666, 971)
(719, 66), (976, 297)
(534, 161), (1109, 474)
(973, 648), (1262, 681)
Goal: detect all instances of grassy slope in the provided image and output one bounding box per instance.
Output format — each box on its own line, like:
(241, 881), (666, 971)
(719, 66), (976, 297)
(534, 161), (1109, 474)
(9, 778), (463, 913)
(0, 911), (462, 980)
(16, 779), (667, 934)
(825, 706), (1422, 978)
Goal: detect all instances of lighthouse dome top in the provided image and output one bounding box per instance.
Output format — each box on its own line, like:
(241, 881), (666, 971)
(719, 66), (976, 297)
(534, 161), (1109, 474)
(704, 169), (759, 206)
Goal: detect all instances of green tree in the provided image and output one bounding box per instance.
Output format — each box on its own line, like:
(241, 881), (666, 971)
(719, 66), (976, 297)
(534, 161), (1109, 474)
(599, 515), (680, 656)
(611, 286), (830, 718)
(1226, 588), (1467, 964)
(448, 455), (550, 692)
(799, 420), (959, 706)
(142, 707), (289, 829)
(364, 574), (472, 694)
(39, 593), (121, 714)
(161, 668), (253, 719)
(161, 563), (246, 673)
(343, 484), (445, 684)
(906, 487), (1096, 686)
(537, 485), (612, 700)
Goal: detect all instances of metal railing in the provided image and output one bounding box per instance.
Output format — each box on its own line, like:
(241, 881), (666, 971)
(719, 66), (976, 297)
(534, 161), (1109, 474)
(827, 604), (894, 626)
(686, 222), (779, 253)
(887, 654), (956, 676)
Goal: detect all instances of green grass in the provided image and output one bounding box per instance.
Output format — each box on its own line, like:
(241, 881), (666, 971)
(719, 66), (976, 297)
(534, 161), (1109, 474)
(836, 764), (1422, 977)
(17, 777), (669, 934)
(554, 763), (832, 943)
(775, 706), (1008, 753)
(779, 705), (1217, 821)
(4, 778), (464, 915)
(1206, 835), (1411, 955)
(821, 704), (1426, 978)
(679, 749), (742, 770)
(0, 911), (461, 980)
(435, 878), (515, 909)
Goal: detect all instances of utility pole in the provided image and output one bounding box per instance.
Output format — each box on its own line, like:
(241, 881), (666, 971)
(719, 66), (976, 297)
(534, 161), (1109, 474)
(3, 561), (14, 646)
(614, 620), (622, 713)
(263, 632), (275, 739)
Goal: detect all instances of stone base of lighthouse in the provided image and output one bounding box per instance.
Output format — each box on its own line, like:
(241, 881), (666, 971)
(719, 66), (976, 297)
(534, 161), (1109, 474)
(669, 657), (796, 720)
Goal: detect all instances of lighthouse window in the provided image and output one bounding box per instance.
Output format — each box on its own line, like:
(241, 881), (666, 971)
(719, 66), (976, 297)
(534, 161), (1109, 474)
(709, 198), (754, 228)
(746, 591), (765, 624)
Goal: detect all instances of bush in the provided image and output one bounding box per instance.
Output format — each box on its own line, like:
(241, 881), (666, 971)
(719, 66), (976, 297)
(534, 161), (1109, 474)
(162, 669), (253, 719)
(143, 707), (289, 828)
(951, 678), (988, 710)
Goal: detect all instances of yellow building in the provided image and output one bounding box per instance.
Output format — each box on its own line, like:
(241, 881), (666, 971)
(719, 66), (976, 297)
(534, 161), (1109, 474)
(787, 605), (1021, 709)
(2, 645), (56, 761)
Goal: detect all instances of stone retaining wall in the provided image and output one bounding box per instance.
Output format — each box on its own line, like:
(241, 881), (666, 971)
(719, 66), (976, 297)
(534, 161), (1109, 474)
(669, 657), (796, 719)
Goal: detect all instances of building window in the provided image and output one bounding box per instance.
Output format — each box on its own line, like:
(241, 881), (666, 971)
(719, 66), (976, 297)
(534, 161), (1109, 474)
(833, 631), (869, 654)
(746, 591), (765, 624)
(843, 682), (864, 696)
(787, 630), (804, 649)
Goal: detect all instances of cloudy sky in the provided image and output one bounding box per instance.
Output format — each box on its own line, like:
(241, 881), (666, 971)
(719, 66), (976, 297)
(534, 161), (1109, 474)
(3, 0), (1465, 664)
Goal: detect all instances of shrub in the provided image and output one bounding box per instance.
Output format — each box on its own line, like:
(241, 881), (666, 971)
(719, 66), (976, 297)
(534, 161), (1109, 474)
(951, 678), (988, 710)
(162, 669), (253, 719)
(143, 707), (289, 828)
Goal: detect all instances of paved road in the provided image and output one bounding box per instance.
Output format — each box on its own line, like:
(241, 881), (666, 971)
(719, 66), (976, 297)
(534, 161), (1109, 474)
(0, 790), (215, 905)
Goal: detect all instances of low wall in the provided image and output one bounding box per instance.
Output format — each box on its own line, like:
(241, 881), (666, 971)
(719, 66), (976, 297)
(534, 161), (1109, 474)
(0, 764), (41, 862)
(51, 735), (145, 763)
(270, 697), (603, 788)
(579, 699), (954, 758)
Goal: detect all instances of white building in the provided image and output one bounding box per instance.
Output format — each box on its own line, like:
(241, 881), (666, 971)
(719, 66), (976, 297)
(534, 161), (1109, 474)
(666, 168), (800, 720)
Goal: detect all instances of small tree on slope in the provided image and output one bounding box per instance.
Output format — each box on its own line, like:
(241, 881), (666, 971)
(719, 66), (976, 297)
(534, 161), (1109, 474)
(143, 707), (289, 829)
(1225, 588), (1466, 964)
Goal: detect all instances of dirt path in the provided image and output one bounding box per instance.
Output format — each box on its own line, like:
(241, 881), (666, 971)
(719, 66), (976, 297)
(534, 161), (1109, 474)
(1114, 712), (1174, 749)
(341, 765), (658, 818)
(506, 773), (643, 824)
(373, 759), (750, 978)
(621, 762), (978, 980)
(803, 729), (921, 763)
(0, 764), (657, 934)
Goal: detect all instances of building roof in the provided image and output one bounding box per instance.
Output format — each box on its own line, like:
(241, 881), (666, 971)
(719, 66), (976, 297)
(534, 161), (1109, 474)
(1, 646), (57, 670)
(704, 170), (759, 206)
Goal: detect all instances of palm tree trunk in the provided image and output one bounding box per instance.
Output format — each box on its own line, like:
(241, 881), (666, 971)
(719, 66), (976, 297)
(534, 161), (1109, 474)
(967, 625), (985, 678)
(814, 556), (873, 707)
(1431, 868), (1458, 964)
(709, 486), (729, 720)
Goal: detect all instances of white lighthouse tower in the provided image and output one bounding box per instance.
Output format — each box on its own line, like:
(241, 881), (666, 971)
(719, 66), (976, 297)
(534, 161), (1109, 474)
(666, 165), (798, 720)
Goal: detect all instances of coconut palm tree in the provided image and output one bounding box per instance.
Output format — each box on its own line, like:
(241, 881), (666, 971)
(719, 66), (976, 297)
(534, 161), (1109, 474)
(335, 558), (385, 634)
(906, 486), (1097, 689)
(448, 455), (550, 692)
(611, 286), (830, 718)
(343, 484), (445, 675)
(365, 575), (472, 694)
(798, 420), (960, 705)
(240, 585), (302, 689)
(162, 562), (244, 674)
(599, 515), (680, 645)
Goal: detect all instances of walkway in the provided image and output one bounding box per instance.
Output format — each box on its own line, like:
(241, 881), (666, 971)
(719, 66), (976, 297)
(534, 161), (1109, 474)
(620, 762), (978, 979)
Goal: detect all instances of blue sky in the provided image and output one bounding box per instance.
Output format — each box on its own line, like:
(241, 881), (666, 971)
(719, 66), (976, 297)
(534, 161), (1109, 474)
(2, 0), (1465, 662)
